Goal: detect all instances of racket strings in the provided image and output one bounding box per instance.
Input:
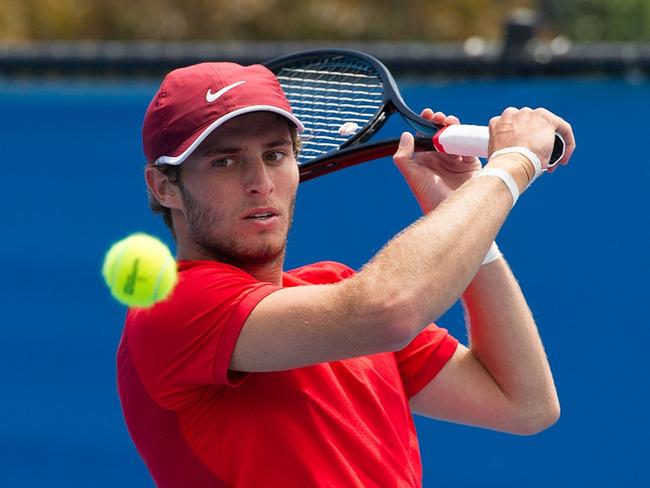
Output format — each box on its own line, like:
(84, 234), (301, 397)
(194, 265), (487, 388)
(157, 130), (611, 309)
(275, 56), (385, 163)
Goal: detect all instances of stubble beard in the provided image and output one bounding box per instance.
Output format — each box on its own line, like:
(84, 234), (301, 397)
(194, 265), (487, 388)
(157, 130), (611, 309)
(180, 187), (296, 269)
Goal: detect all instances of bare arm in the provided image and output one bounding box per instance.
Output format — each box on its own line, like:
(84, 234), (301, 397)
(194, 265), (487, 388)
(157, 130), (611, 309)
(232, 107), (575, 376)
(409, 258), (560, 435)
(232, 173), (512, 371)
(400, 108), (573, 434)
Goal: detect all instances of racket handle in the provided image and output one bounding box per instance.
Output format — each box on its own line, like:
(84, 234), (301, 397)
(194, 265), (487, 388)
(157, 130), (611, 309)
(298, 130), (564, 183)
(431, 125), (566, 166)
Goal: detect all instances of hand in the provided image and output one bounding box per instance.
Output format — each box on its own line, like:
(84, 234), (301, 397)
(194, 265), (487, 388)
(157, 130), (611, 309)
(393, 109), (482, 213)
(488, 107), (576, 177)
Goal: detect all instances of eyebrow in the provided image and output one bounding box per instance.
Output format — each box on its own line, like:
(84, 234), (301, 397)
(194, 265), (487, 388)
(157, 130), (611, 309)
(203, 138), (293, 157)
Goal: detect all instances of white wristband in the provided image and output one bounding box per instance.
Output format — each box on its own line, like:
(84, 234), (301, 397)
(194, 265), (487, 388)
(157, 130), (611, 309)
(490, 146), (544, 185)
(478, 167), (520, 207)
(482, 241), (502, 266)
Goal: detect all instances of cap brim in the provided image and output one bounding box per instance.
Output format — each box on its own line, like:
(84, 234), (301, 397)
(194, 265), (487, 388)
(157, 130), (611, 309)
(154, 106), (304, 166)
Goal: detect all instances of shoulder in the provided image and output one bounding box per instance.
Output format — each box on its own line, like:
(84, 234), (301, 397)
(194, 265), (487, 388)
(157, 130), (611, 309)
(125, 260), (278, 336)
(286, 261), (356, 285)
(173, 259), (279, 297)
(123, 259), (280, 390)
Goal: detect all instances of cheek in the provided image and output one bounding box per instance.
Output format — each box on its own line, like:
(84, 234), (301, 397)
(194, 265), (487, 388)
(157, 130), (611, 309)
(182, 180), (229, 218)
(279, 162), (300, 195)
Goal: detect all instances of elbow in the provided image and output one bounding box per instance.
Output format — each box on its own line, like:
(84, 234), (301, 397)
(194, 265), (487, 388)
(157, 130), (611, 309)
(509, 396), (561, 436)
(368, 292), (423, 351)
(341, 277), (423, 351)
(381, 300), (423, 351)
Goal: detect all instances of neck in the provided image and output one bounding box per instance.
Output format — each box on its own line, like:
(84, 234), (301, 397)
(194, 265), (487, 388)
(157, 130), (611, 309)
(175, 233), (285, 286)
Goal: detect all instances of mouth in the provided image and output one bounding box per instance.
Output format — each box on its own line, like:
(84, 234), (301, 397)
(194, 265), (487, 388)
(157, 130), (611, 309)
(242, 208), (280, 221)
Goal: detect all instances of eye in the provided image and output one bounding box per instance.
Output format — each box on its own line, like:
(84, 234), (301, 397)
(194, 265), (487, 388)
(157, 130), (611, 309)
(266, 151), (286, 163)
(211, 157), (235, 168)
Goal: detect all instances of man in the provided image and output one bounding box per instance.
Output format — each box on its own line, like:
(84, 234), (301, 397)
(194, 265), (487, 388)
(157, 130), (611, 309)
(117, 61), (575, 487)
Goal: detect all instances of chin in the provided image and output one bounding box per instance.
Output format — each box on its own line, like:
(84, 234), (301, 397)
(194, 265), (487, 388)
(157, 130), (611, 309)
(235, 244), (285, 268)
(190, 217), (291, 268)
(201, 233), (287, 268)
(247, 237), (286, 261)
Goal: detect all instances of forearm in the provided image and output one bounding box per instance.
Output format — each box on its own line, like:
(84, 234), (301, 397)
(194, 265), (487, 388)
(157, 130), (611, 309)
(461, 258), (559, 420)
(348, 171), (514, 337)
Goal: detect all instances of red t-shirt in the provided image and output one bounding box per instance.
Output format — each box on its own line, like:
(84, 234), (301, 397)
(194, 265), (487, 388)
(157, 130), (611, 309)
(117, 260), (458, 487)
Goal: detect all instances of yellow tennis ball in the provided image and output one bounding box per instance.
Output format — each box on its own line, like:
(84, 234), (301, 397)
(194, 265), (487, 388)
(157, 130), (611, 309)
(102, 233), (177, 308)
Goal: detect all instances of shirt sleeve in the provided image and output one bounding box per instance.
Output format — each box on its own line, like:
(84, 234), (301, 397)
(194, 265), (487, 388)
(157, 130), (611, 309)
(394, 324), (459, 398)
(287, 261), (356, 283)
(125, 262), (280, 410)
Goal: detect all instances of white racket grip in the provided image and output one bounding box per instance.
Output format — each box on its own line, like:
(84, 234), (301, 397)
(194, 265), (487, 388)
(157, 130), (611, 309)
(432, 125), (490, 158)
(432, 124), (566, 166)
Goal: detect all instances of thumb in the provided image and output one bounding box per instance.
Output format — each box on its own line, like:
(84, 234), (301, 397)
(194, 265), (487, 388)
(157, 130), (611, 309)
(393, 132), (414, 168)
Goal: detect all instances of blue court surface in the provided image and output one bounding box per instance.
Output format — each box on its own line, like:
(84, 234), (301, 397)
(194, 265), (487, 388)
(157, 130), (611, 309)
(1, 75), (648, 487)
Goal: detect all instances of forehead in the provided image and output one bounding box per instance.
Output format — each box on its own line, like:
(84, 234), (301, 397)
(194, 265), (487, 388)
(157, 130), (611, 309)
(206, 112), (293, 144)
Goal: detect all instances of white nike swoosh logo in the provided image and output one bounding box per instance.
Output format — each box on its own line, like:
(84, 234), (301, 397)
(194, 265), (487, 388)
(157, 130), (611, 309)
(206, 80), (247, 103)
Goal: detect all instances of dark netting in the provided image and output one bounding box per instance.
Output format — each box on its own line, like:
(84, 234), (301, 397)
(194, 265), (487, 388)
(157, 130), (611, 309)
(275, 54), (385, 166)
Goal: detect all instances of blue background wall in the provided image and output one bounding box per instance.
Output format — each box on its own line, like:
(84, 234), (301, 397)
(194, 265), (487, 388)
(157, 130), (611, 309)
(1, 76), (648, 486)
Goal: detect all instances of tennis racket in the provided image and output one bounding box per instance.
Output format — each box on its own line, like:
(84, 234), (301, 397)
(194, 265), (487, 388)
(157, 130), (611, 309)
(265, 49), (566, 183)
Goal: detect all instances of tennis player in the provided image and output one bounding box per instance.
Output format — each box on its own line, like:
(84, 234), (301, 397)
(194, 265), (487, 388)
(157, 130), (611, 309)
(117, 61), (575, 487)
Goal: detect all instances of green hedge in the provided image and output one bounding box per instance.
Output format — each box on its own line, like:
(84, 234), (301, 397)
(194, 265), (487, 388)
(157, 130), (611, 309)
(0, 0), (647, 41)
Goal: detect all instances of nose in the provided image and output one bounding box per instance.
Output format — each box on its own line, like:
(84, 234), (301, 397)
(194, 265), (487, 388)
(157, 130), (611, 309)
(243, 158), (274, 196)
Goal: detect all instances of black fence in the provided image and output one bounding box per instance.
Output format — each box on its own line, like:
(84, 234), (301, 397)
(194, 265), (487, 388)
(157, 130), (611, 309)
(1, 40), (649, 79)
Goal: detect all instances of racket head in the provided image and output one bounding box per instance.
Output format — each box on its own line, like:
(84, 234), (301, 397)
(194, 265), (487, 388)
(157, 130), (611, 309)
(264, 49), (441, 170)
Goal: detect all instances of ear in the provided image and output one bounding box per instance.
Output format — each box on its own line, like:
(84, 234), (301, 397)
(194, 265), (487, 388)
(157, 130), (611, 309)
(145, 165), (183, 210)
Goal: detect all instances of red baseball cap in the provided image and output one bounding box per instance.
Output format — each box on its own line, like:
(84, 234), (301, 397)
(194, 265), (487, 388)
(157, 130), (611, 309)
(142, 62), (304, 165)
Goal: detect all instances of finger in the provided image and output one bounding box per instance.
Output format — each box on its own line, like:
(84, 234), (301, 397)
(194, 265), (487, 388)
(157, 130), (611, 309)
(501, 106), (518, 120)
(421, 111), (445, 126)
(535, 108), (576, 164)
(444, 115), (460, 125)
(425, 111), (447, 125)
(420, 108), (434, 120)
(551, 118), (575, 164)
(461, 155), (480, 164)
(393, 132), (415, 168)
(559, 124), (576, 164)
